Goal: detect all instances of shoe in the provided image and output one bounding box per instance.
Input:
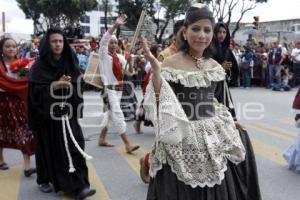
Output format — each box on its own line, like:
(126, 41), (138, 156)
(0, 162), (9, 170)
(126, 145), (140, 154)
(139, 157), (150, 184)
(39, 183), (52, 193)
(24, 168), (36, 177)
(76, 187), (96, 200)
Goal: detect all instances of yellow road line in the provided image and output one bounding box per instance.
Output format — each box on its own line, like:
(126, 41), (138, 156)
(251, 138), (286, 166)
(0, 166), (21, 200)
(115, 145), (149, 175)
(63, 161), (110, 200)
(278, 117), (293, 125)
(246, 122), (295, 142)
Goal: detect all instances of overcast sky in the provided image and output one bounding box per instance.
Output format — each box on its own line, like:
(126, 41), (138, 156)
(0, 0), (300, 34)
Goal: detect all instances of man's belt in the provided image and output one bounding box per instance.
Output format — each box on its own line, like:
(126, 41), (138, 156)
(105, 84), (123, 91)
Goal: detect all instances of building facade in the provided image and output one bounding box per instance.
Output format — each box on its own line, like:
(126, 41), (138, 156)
(232, 18), (300, 45)
(80, 0), (119, 37)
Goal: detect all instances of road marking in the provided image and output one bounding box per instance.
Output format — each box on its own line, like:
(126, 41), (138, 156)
(251, 138), (286, 166)
(63, 161), (110, 200)
(117, 138), (286, 177)
(116, 145), (149, 176)
(278, 117), (293, 125)
(246, 122), (295, 142)
(0, 166), (21, 200)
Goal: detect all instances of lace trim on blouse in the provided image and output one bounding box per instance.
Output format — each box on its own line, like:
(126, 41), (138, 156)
(144, 77), (245, 188)
(161, 58), (226, 88)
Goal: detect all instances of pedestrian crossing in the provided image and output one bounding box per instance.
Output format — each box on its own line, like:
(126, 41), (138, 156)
(0, 166), (21, 200)
(62, 162), (110, 200)
(0, 117), (297, 200)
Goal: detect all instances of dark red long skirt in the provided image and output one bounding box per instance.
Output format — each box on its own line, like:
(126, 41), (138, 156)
(0, 92), (34, 155)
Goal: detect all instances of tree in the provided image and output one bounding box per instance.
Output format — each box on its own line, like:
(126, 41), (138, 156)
(118, 0), (155, 30)
(154, 0), (191, 43)
(202, 0), (267, 37)
(16, 0), (97, 34)
(118, 0), (189, 43)
(100, 0), (114, 31)
(118, 0), (267, 42)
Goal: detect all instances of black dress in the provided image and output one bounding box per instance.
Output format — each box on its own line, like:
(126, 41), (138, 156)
(28, 46), (90, 195)
(145, 61), (261, 200)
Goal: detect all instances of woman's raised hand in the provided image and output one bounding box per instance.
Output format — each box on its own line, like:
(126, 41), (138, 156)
(142, 37), (161, 73)
(142, 37), (162, 94)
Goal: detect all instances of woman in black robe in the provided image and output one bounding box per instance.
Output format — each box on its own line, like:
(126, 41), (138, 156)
(28, 28), (95, 199)
(213, 23), (261, 200)
(213, 22), (239, 87)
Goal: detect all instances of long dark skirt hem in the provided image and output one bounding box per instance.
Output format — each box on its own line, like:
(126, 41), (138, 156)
(147, 128), (261, 200)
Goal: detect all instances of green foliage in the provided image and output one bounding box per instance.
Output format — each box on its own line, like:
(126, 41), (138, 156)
(16, 0), (97, 30)
(118, 0), (155, 30)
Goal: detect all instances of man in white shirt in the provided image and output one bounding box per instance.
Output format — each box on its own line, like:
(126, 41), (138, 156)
(97, 15), (139, 154)
(291, 40), (300, 86)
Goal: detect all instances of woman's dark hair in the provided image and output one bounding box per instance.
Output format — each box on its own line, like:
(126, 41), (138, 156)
(0, 37), (18, 71)
(213, 22), (231, 48)
(118, 39), (125, 51)
(173, 19), (184, 35)
(150, 44), (162, 58)
(180, 4), (215, 58)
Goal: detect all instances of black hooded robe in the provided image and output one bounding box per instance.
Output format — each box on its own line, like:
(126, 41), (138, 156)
(213, 22), (239, 87)
(28, 31), (89, 195)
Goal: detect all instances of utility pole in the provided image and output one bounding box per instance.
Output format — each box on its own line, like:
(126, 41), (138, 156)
(2, 12), (5, 33)
(253, 16), (260, 43)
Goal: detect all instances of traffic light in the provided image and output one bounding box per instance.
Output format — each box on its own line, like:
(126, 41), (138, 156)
(253, 16), (259, 29)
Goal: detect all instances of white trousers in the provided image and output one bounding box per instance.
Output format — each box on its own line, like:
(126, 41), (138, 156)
(102, 89), (126, 135)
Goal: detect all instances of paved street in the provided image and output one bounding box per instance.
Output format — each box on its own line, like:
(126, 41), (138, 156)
(1, 87), (300, 200)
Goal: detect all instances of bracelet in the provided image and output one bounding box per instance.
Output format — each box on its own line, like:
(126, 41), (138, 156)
(155, 93), (159, 101)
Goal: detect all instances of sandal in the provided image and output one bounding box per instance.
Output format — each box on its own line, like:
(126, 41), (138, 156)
(126, 145), (140, 154)
(0, 162), (9, 170)
(98, 141), (115, 147)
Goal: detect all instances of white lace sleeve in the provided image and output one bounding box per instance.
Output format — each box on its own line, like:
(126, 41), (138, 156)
(144, 76), (193, 144)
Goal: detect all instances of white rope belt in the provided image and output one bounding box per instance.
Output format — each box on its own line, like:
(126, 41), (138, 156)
(62, 115), (93, 173)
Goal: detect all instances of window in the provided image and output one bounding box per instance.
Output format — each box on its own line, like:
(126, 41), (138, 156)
(297, 25), (300, 31)
(100, 17), (115, 25)
(82, 26), (90, 34)
(80, 15), (90, 23)
(291, 26), (295, 32)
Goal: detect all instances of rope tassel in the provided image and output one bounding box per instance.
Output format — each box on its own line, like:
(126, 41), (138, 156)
(62, 115), (93, 173)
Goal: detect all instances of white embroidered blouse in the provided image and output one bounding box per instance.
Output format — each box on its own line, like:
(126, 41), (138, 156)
(144, 58), (245, 188)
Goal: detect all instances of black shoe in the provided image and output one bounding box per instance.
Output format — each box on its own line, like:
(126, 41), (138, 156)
(39, 183), (52, 193)
(76, 187), (96, 200)
(24, 168), (36, 177)
(0, 162), (9, 170)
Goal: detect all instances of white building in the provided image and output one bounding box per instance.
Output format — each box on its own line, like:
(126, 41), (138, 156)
(232, 18), (300, 45)
(80, 0), (119, 37)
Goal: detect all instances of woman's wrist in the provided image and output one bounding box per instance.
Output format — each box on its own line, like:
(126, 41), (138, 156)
(113, 23), (119, 29)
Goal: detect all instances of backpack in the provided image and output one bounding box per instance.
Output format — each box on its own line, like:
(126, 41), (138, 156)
(240, 51), (253, 69)
(240, 57), (251, 69)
